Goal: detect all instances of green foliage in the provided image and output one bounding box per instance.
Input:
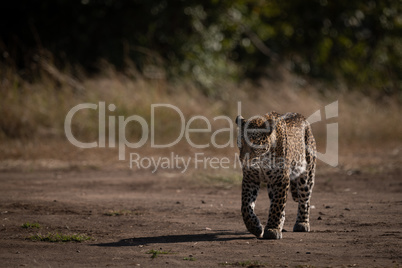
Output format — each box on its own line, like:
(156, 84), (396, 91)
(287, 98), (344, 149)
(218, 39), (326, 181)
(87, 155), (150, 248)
(28, 233), (91, 242)
(146, 249), (172, 259)
(21, 222), (41, 229)
(1, 0), (401, 93)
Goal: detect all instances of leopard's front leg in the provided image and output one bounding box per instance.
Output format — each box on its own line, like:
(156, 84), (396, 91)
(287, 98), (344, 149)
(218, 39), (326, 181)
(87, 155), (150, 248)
(264, 177), (290, 239)
(293, 171), (314, 232)
(294, 148), (316, 232)
(241, 177), (264, 238)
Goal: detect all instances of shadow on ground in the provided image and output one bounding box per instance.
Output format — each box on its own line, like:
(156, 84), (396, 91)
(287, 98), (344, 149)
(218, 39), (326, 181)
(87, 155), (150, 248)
(94, 231), (254, 247)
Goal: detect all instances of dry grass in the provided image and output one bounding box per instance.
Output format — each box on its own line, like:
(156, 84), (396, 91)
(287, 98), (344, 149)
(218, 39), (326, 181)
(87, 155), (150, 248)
(1, 61), (401, 172)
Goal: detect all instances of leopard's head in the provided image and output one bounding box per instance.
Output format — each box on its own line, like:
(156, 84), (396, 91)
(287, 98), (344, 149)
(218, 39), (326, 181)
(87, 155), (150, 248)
(236, 115), (275, 166)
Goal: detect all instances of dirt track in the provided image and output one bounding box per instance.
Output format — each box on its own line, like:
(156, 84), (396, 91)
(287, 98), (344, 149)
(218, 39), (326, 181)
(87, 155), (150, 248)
(0, 160), (401, 267)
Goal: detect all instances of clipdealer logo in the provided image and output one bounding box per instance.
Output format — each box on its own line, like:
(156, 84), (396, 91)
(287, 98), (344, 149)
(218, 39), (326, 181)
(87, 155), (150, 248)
(64, 101), (338, 171)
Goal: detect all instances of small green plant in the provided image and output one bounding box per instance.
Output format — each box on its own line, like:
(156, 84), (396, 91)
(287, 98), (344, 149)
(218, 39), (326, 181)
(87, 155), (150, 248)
(219, 260), (265, 267)
(183, 257), (196, 261)
(146, 249), (172, 259)
(21, 222), (41, 229)
(28, 233), (91, 242)
(104, 210), (133, 216)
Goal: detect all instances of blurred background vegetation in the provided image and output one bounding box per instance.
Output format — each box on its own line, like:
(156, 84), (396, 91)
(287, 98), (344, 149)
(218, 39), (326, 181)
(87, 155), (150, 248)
(1, 0), (401, 94)
(0, 0), (401, 153)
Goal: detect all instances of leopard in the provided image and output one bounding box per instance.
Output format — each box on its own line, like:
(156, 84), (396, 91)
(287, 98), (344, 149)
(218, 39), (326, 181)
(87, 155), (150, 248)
(236, 111), (316, 239)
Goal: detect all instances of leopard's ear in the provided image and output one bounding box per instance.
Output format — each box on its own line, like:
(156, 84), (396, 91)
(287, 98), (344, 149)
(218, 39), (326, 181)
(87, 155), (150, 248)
(235, 115), (245, 127)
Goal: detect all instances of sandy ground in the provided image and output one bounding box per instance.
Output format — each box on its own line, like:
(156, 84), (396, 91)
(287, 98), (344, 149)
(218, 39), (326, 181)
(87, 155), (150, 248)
(0, 149), (401, 268)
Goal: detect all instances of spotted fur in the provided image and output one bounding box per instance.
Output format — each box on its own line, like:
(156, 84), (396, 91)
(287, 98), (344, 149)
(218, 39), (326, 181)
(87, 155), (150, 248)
(236, 111), (316, 239)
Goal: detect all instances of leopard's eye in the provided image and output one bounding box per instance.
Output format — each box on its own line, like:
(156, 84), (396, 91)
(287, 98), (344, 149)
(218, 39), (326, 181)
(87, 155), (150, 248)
(247, 139), (260, 146)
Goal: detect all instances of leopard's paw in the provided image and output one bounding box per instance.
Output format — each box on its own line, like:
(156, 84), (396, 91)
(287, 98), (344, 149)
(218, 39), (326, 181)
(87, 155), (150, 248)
(263, 228), (282, 239)
(293, 222), (310, 232)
